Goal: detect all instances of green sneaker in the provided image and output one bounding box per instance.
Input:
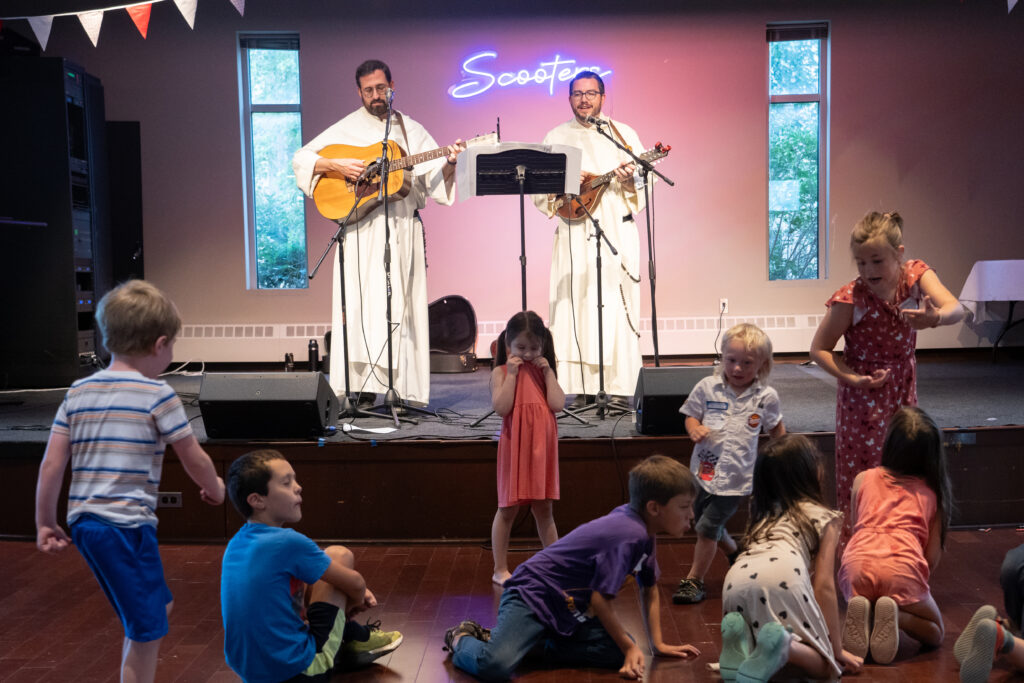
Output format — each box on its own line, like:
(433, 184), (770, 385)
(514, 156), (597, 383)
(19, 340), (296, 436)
(340, 623), (403, 668)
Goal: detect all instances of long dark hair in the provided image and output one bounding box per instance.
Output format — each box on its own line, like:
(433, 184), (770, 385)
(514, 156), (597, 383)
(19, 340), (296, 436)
(882, 406), (954, 548)
(492, 310), (556, 376)
(742, 434), (827, 556)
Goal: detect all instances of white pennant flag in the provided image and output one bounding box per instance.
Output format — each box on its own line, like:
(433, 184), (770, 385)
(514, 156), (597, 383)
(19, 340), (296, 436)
(27, 15), (54, 50)
(173, 0), (198, 28)
(78, 10), (104, 47)
(1010, 0), (1019, 12)
(229, 0), (245, 16)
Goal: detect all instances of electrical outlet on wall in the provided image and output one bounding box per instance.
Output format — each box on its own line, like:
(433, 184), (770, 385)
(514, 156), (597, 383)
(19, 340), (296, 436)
(719, 298), (728, 314)
(158, 492), (182, 508)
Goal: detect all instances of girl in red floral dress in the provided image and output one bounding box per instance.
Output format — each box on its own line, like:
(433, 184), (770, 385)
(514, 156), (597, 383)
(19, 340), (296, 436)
(810, 211), (963, 537)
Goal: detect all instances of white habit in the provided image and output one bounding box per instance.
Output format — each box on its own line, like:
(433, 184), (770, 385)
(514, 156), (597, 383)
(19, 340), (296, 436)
(532, 116), (645, 397)
(293, 107), (454, 404)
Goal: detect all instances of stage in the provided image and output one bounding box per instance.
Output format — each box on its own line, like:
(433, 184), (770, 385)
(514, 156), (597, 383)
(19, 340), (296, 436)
(2, 351), (1023, 542)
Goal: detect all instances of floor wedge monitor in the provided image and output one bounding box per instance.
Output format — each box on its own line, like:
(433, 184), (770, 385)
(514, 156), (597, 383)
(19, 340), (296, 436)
(198, 372), (338, 439)
(633, 366), (713, 435)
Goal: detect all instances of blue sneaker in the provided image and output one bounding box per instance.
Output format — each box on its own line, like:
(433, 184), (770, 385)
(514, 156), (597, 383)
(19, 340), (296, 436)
(720, 612), (753, 681)
(736, 622), (791, 683)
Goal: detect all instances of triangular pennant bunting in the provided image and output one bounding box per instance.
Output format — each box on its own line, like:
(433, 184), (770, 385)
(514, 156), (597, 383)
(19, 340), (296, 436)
(127, 4), (152, 38)
(78, 9), (104, 47)
(172, 0), (198, 29)
(229, 0), (245, 16)
(27, 15), (54, 50)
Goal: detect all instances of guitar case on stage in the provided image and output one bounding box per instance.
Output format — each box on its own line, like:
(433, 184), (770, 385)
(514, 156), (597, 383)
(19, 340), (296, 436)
(428, 295), (477, 373)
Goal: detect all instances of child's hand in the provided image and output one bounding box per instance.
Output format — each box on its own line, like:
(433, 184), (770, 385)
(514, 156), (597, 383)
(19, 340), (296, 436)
(347, 588), (377, 618)
(849, 368), (889, 389)
(37, 525), (71, 554)
(201, 477), (226, 505)
(837, 648), (863, 674)
(653, 642), (701, 659)
(532, 357), (552, 373)
(688, 423), (711, 442)
(902, 295), (941, 330)
(618, 644), (646, 679)
(506, 356), (524, 376)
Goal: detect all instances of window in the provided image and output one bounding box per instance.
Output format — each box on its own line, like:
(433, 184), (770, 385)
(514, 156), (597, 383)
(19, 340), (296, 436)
(238, 34), (307, 289)
(767, 23), (828, 281)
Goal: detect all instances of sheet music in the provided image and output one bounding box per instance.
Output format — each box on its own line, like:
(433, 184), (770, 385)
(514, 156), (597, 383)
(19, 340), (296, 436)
(457, 142), (582, 201)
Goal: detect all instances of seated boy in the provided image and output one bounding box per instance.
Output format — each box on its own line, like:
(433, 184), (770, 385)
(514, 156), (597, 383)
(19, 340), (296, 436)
(221, 449), (402, 682)
(445, 454), (702, 681)
(35, 279), (225, 683)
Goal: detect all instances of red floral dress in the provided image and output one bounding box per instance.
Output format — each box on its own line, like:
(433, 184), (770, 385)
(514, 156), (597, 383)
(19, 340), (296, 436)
(827, 259), (930, 534)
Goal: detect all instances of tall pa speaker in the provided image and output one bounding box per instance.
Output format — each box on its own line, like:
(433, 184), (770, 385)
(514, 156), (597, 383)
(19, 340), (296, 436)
(199, 372), (338, 439)
(633, 366), (713, 435)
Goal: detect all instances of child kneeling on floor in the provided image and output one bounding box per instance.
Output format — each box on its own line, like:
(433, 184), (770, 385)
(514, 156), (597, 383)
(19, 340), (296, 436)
(220, 449), (402, 683)
(445, 454), (701, 681)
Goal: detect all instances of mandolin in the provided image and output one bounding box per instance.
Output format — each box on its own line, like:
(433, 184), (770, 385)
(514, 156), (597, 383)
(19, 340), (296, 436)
(552, 142), (670, 220)
(312, 132), (497, 220)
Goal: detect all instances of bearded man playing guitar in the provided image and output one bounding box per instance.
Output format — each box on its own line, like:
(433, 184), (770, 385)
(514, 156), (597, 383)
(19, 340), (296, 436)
(532, 71), (648, 411)
(292, 59), (465, 408)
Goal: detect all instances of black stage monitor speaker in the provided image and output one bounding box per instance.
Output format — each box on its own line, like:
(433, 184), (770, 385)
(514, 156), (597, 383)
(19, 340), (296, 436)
(198, 372), (338, 440)
(634, 366), (713, 435)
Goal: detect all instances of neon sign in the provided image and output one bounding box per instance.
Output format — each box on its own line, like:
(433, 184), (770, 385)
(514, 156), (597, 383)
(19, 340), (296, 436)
(448, 51), (613, 100)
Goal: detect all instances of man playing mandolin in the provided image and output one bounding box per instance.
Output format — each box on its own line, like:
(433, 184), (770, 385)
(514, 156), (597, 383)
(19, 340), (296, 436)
(532, 71), (647, 411)
(293, 59), (465, 409)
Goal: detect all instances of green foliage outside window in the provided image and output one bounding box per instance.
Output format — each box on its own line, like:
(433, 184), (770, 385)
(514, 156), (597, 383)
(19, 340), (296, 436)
(246, 46), (307, 289)
(768, 39), (822, 281)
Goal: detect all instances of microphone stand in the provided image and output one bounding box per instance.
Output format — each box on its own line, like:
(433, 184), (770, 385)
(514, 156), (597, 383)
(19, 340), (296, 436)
(308, 184), (392, 423)
(564, 195), (627, 420)
(588, 117), (674, 367)
(364, 88), (430, 427)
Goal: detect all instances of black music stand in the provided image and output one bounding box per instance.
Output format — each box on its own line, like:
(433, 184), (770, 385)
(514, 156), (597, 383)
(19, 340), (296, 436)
(459, 143), (584, 427)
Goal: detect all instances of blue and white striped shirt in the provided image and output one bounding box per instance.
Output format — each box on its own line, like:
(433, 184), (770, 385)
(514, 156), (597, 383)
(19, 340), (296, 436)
(52, 370), (193, 528)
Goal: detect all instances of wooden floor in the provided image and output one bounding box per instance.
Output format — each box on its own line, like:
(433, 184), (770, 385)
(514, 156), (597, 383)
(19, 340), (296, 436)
(3, 529), (1024, 682)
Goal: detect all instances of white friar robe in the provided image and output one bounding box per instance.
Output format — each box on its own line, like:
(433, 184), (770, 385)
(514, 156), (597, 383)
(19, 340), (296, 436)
(293, 107), (454, 404)
(532, 116), (645, 397)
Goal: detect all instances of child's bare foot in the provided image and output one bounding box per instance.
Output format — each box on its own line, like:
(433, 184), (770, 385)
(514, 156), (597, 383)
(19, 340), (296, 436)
(492, 571), (511, 586)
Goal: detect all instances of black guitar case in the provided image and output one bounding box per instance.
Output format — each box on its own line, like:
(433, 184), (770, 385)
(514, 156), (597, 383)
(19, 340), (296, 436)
(428, 295), (477, 373)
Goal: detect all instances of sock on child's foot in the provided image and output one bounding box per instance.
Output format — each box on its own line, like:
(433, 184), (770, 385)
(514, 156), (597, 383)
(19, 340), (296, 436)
(997, 622), (1015, 655)
(344, 620), (371, 642)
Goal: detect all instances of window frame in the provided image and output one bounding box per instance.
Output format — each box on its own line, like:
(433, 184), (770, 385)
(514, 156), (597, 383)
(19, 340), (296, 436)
(766, 22), (830, 282)
(237, 32), (307, 290)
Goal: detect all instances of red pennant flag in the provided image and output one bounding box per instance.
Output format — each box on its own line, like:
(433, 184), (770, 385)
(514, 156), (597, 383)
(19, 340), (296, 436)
(127, 4), (152, 39)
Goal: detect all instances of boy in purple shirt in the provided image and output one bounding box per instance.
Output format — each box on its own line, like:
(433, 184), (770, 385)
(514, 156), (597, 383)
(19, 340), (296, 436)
(445, 455), (701, 680)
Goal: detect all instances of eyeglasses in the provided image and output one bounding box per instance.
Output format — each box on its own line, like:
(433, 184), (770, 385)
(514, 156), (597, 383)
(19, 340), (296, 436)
(361, 84), (389, 97)
(570, 90), (603, 100)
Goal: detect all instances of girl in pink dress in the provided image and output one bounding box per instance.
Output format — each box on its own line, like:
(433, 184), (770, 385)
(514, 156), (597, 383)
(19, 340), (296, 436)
(490, 311), (565, 586)
(810, 211), (963, 535)
(838, 406), (953, 665)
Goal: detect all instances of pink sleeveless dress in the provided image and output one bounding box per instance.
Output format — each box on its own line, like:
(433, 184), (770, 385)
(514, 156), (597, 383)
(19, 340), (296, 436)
(496, 362), (560, 507)
(838, 467), (936, 606)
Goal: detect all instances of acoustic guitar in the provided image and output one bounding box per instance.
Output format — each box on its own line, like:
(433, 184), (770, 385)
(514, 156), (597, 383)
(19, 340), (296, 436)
(312, 132), (498, 220)
(552, 142), (671, 220)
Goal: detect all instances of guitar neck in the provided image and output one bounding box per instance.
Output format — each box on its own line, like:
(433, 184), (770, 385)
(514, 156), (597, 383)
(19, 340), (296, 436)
(584, 150), (661, 191)
(388, 146), (448, 172)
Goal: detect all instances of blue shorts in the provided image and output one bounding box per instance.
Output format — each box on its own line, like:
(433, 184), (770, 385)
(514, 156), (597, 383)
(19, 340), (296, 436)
(71, 514), (173, 642)
(693, 488), (743, 541)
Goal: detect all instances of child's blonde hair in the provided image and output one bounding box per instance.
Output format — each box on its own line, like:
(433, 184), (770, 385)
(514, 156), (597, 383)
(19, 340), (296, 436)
(96, 279), (181, 356)
(719, 323), (773, 383)
(851, 210), (904, 256)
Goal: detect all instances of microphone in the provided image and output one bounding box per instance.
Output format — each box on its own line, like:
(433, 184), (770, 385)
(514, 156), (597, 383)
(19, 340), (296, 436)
(585, 115), (603, 127)
(385, 87), (394, 104)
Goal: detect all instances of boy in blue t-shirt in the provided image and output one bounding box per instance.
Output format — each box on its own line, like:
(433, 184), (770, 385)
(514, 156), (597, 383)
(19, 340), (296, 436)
(445, 455), (702, 681)
(220, 449), (402, 683)
(35, 279), (225, 683)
